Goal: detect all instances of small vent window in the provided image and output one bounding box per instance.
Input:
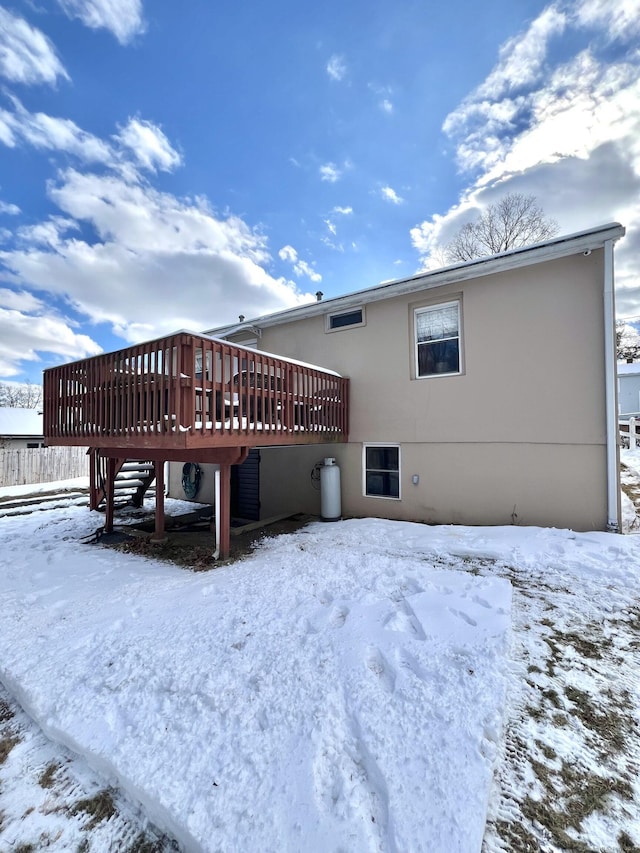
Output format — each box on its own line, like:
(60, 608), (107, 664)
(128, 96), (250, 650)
(327, 307), (365, 332)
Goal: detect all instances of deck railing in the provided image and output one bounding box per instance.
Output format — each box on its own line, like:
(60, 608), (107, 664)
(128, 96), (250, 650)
(44, 332), (349, 449)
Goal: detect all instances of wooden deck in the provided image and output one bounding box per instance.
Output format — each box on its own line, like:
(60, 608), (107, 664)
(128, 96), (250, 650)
(43, 331), (349, 556)
(44, 331), (349, 452)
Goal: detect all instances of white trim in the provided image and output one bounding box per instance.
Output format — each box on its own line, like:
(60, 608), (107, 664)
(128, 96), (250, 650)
(603, 238), (619, 532)
(207, 223), (625, 337)
(362, 443), (401, 500)
(325, 305), (366, 333)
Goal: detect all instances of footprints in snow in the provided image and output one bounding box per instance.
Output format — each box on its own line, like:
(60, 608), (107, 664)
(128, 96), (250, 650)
(311, 579), (498, 697)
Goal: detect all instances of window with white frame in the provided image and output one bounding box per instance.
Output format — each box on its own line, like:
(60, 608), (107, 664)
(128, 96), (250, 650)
(363, 444), (400, 499)
(326, 306), (365, 332)
(414, 300), (461, 377)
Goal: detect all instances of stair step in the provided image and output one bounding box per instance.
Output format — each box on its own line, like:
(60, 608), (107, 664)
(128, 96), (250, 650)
(120, 462), (154, 473)
(114, 479), (146, 490)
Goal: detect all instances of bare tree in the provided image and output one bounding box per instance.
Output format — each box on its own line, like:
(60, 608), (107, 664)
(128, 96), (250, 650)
(445, 193), (559, 262)
(616, 321), (640, 362)
(0, 381), (43, 409)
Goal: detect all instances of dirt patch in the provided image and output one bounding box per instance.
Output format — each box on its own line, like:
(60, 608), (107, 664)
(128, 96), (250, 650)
(38, 761), (61, 789)
(70, 789), (117, 830)
(0, 734), (20, 766)
(106, 514), (314, 570)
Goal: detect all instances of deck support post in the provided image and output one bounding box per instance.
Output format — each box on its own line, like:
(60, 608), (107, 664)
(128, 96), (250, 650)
(217, 463), (232, 559)
(105, 457), (117, 533)
(150, 460), (167, 544)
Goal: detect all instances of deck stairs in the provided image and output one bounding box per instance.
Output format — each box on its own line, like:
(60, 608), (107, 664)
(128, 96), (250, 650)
(89, 450), (156, 511)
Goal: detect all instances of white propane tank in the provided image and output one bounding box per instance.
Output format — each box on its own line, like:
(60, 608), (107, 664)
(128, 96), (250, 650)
(320, 457), (341, 521)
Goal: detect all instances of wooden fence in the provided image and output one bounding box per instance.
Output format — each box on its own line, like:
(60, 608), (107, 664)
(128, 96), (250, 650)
(0, 446), (88, 487)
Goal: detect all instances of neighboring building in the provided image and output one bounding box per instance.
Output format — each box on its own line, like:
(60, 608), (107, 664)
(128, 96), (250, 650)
(182, 222), (624, 533)
(617, 362), (640, 416)
(0, 407), (44, 449)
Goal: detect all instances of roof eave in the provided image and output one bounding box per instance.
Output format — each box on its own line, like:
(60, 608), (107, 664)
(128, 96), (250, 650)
(208, 222), (625, 336)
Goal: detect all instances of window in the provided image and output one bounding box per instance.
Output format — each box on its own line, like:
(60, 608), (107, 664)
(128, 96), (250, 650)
(414, 300), (461, 377)
(363, 444), (400, 499)
(326, 307), (365, 332)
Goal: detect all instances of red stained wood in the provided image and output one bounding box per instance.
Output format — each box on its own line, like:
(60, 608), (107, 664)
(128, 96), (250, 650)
(43, 332), (349, 453)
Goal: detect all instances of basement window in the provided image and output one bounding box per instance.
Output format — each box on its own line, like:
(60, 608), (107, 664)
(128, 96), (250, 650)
(363, 444), (400, 499)
(326, 307), (365, 332)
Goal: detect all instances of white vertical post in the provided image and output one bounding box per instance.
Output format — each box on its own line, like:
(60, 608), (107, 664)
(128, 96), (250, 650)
(603, 238), (620, 532)
(212, 466), (221, 559)
(630, 417), (637, 449)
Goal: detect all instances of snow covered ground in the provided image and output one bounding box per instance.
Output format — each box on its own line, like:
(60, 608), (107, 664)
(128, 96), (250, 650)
(1, 471), (640, 852)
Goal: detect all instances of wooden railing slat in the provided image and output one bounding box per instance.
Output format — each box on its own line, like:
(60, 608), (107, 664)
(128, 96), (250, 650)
(43, 331), (348, 447)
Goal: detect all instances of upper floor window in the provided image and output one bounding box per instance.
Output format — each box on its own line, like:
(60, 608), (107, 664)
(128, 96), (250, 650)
(326, 307), (365, 332)
(415, 301), (461, 377)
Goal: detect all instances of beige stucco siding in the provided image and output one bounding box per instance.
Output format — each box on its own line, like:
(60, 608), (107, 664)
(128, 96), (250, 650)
(325, 442), (606, 531)
(256, 250), (610, 531)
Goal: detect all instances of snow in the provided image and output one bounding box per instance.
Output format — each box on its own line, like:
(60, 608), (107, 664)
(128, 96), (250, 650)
(1, 488), (640, 851)
(618, 362), (640, 376)
(0, 476), (89, 499)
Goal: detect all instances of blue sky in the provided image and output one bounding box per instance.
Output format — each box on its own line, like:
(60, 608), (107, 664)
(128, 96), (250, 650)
(0, 0), (639, 382)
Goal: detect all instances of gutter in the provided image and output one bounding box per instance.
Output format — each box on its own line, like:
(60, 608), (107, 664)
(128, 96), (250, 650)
(208, 222), (625, 337)
(603, 238), (620, 532)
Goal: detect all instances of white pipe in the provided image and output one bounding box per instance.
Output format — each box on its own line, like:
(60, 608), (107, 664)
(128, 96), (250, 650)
(603, 238), (619, 532)
(212, 466), (221, 559)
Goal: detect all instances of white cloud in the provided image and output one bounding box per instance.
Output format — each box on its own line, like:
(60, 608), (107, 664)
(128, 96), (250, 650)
(0, 200), (20, 216)
(0, 100), (186, 179)
(479, 6), (566, 99)
(278, 244), (322, 282)
(380, 99), (393, 114)
(320, 162), (342, 183)
(56, 0), (146, 45)
(0, 169), (315, 350)
(0, 306), (102, 377)
(326, 54), (347, 81)
(0, 8), (69, 86)
(411, 0), (640, 315)
(574, 0), (640, 42)
(324, 219), (337, 236)
(0, 97), (113, 163)
(293, 260), (322, 283)
(332, 206), (353, 215)
(115, 118), (182, 172)
(0, 288), (43, 312)
(278, 245), (297, 263)
(381, 186), (403, 204)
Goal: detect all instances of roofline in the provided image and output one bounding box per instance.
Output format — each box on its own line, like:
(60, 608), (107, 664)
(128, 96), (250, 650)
(207, 222), (625, 336)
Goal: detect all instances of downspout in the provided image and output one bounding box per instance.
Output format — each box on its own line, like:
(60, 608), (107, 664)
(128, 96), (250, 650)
(603, 238), (619, 532)
(212, 466), (221, 559)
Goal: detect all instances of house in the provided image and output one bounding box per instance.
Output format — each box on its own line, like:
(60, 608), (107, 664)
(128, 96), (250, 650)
(172, 222), (625, 534)
(0, 407), (44, 449)
(617, 362), (640, 416)
(43, 222), (624, 551)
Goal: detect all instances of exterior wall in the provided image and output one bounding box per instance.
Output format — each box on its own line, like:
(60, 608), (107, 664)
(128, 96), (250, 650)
(618, 374), (640, 415)
(322, 442), (606, 532)
(259, 445), (327, 518)
(168, 462), (217, 504)
(254, 250), (610, 531)
(168, 448), (326, 518)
